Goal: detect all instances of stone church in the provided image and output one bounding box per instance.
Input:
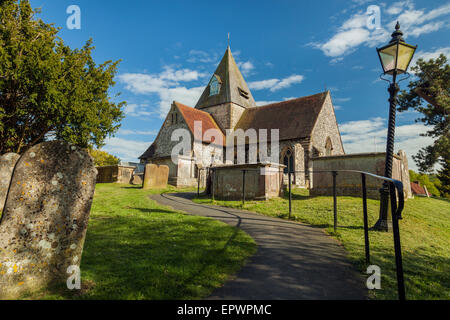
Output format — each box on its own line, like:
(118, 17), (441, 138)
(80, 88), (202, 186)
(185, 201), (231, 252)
(139, 47), (344, 187)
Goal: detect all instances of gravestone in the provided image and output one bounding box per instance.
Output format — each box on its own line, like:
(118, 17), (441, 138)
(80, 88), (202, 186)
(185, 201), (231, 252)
(142, 164), (169, 189)
(0, 141), (97, 299)
(131, 173), (143, 185)
(0, 153), (20, 214)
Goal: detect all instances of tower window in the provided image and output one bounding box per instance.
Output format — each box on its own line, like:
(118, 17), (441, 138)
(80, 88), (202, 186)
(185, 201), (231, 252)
(209, 74), (221, 96)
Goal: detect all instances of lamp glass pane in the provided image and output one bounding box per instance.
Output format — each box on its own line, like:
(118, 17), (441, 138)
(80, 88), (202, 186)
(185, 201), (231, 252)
(397, 43), (415, 72)
(379, 43), (398, 73)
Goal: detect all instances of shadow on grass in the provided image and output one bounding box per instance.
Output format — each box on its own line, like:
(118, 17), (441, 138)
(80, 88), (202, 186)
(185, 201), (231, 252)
(41, 211), (254, 300)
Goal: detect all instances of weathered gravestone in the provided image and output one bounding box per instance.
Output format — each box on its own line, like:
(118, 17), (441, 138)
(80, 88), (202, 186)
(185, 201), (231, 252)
(142, 164), (169, 189)
(0, 141), (97, 299)
(0, 153), (21, 214)
(131, 173), (143, 185)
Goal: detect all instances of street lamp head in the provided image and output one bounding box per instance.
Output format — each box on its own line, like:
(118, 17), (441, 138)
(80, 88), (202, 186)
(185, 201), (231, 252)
(377, 22), (417, 76)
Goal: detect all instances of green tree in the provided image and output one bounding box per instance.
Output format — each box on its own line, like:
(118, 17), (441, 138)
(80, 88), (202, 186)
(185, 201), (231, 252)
(0, 0), (125, 154)
(409, 170), (441, 197)
(398, 54), (449, 197)
(89, 149), (120, 167)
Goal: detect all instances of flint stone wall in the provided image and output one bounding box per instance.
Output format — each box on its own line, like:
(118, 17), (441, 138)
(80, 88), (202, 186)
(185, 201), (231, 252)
(0, 141), (97, 299)
(310, 151), (412, 199)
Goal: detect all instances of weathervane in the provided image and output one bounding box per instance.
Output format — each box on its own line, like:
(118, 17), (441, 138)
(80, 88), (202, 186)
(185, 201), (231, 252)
(227, 32), (230, 48)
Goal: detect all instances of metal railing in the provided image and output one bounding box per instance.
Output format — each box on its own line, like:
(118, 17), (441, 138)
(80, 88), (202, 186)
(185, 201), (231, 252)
(196, 167), (406, 300)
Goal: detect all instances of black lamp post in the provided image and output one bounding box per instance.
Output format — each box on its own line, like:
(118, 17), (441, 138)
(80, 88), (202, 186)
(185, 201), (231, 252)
(374, 22), (416, 231)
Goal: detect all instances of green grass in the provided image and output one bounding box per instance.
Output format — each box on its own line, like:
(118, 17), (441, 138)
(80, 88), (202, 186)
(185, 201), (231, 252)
(31, 183), (256, 300)
(193, 189), (450, 300)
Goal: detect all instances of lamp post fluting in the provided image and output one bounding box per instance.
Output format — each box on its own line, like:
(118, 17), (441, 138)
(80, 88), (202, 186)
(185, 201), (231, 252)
(374, 22), (416, 231)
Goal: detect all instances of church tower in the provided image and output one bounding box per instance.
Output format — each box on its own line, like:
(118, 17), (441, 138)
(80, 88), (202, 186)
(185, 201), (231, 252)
(195, 47), (256, 131)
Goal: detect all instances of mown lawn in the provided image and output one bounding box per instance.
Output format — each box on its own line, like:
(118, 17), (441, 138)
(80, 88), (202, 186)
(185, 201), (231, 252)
(193, 189), (450, 300)
(32, 183), (256, 300)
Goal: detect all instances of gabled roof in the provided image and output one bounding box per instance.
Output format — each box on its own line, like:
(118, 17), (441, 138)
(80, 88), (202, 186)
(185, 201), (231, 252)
(235, 91), (329, 141)
(175, 102), (225, 146)
(411, 182), (427, 196)
(195, 47), (256, 110)
(139, 102), (225, 160)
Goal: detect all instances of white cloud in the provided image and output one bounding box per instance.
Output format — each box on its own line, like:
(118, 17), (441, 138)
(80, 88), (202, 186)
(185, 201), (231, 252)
(118, 129), (158, 136)
(102, 137), (153, 162)
(333, 97), (352, 103)
(255, 100), (280, 106)
(339, 118), (435, 171)
(312, 2), (450, 60)
(187, 50), (218, 64)
(119, 66), (206, 117)
(411, 46), (450, 66)
(249, 74), (304, 92)
(159, 66), (207, 82)
(237, 61), (254, 76)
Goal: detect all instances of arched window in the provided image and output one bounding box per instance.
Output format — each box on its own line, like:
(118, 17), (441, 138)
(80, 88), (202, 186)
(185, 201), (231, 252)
(209, 74), (221, 96)
(325, 137), (333, 156)
(283, 148), (294, 173)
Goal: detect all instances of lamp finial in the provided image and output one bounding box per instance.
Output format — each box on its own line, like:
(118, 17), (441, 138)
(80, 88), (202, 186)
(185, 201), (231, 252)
(390, 21), (405, 43)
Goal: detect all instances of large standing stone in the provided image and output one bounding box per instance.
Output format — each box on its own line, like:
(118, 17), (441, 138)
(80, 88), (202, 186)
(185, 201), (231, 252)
(142, 164), (169, 189)
(0, 153), (21, 214)
(0, 141), (97, 299)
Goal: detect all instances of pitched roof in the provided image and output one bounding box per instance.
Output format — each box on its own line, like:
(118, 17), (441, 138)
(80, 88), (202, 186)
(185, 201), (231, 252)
(195, 47), (256, 110)
(176, 102), (225, 145)
(411, 182), (427, 195)
(235, 91), (329, 141)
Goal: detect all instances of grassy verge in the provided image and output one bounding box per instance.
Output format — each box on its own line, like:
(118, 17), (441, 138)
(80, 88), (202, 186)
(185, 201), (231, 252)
(31, 183), (256, 300)
(193, 189), (450, 300)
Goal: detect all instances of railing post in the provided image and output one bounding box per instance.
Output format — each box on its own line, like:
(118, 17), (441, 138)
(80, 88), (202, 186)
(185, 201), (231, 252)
(211, 168), (215, 202)
(242, 170), (246, 205)
(361, 173), (370, 264)
(197, 168), (200, 197)
(288, 171), (292, 219)
(332, 171), (338, 233)
(389, 182), (405, 300)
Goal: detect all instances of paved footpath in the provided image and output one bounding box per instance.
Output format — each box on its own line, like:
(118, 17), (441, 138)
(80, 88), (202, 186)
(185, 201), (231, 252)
(150, 192), (368, 300)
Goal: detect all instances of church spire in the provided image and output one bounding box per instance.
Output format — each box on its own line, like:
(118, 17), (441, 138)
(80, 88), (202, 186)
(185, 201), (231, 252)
(195, 47), (256, 110)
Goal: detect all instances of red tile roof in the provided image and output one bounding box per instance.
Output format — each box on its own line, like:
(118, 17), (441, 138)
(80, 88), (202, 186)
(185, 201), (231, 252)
(175, 102), (225, 146)
(411, 182), (427, 195)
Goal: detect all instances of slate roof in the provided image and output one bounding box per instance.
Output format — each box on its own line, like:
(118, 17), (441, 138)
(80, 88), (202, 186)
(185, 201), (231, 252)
(235, 91), (329, 141)
(195, 47), (256, 110)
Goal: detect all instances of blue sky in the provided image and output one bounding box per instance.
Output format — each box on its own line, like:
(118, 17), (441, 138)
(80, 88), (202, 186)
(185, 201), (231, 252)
(30, 0), (450, 170)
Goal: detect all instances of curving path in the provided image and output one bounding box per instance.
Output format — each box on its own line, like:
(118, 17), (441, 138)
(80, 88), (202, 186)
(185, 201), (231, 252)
(150, 192), (368, 300)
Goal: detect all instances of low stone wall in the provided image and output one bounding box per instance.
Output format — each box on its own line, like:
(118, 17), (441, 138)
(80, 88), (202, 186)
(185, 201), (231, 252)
(96, 165), (135, 184)
(212, 163), (284, 200)
(310, 151), (412, 200)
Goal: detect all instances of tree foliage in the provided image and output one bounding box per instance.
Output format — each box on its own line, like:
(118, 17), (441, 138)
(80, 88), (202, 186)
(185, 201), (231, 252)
(0, 0), (125, 154)
(88, 149), (120, 167)
(409, 170), (441, 197)
(398, 54), (449, 197)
